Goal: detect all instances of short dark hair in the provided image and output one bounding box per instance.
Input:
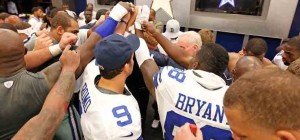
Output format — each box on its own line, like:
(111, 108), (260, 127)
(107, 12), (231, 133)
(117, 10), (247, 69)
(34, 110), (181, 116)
(0, 12), (10, 20)
(196, 43), (229, 77)
(51, 14), (74, 30)
(84, 9), (93, 14)
(49, 7), (65, 18)
(96, 9), (108, 20)
(245, 38), (268, 56)
(99, 58), (131, 79)
(32, 6), (43, 13)
(0, 23), (17, 33)
(100, 67), (123, 79)
(287, 36), (300, 51)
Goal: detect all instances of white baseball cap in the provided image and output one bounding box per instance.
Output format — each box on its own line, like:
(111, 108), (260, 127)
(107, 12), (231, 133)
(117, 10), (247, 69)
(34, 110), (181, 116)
(163, 19), (182, 40)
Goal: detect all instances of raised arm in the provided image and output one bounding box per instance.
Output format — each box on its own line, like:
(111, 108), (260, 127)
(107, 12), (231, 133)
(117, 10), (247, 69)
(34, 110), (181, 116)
(135, 29), (159, 98)
(41, 2), (134, 89)
(142, 21), (191, 68)
(12, 45), (80, 140)
(24, 33), (54, 70)
(75, 1), (134, 78)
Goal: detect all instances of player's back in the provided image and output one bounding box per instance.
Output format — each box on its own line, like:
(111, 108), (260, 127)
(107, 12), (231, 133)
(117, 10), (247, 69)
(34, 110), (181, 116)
(154, 66), (232, 140)
(79, 60), (142, 140)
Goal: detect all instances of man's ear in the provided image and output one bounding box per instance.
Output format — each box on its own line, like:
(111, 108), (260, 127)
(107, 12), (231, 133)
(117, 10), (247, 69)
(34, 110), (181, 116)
(276, 130), (297, 140)
(193, 45), (199, 51)
(57, 26), (65, 35)
(242, 48), (247, 55)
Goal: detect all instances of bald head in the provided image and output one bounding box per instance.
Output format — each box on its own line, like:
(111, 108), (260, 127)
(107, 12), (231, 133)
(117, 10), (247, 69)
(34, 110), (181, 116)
(0, 29), (25, 76)
(233, 56), (263, 80)
(5, 15), (21, 25)
(0, 29), (24, 56)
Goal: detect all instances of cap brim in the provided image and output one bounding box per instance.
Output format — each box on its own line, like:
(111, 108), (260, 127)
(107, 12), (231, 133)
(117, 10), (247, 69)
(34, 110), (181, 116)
(126, 34), (140, 51)
(164, 31), (183, 39)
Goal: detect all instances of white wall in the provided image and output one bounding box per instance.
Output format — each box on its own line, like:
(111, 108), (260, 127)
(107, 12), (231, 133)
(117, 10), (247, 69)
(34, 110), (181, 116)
(91, 0), (298, 38)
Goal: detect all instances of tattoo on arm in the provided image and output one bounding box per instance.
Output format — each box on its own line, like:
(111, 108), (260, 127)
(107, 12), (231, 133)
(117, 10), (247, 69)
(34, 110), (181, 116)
(12, 71), (75, 140)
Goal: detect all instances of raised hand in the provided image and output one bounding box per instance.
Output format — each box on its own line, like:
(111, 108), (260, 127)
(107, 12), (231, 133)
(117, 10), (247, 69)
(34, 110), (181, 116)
(59, 45), (80, 73)
(36, 29), (49, 37)
(109, 1), (135, 22)
(34, 33), (53, 50)
(174, 123), (203, 140)
(135, 5), (150, 30)
(59, 33), (78, 50)
(142, 21), (158, 35)
(118, 1), (135, 12)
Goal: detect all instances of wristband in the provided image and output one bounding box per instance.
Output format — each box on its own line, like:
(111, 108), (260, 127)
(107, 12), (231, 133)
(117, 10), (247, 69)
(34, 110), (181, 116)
(109, 4), (128, 21)
(49, 44), (62, 57)
(94, 17), (118, 38)
(135, 38), (152, 67)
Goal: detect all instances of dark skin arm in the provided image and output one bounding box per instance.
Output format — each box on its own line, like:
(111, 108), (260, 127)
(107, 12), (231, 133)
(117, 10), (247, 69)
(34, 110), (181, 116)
(13, 45), (80, 140)
(87, 16), (106, 37)
(142, 21), (192, 68)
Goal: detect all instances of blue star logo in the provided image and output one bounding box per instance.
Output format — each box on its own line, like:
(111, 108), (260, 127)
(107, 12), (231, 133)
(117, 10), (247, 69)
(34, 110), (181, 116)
(219, 0), (235, 7)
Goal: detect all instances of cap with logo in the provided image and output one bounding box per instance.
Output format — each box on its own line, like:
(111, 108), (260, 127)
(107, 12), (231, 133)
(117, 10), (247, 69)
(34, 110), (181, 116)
(163, 19), (182, 40)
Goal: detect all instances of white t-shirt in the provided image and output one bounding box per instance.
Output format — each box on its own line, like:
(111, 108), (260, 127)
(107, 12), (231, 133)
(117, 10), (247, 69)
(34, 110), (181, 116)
(79, 11), (97, 20)
(273, 51), (288, 70)
(28, 17), (43, 32)
(76, 29), (89, 46)
(79, 60), (142, 140)
(78, 19), (97, 27)
(154, 66), (232, 140)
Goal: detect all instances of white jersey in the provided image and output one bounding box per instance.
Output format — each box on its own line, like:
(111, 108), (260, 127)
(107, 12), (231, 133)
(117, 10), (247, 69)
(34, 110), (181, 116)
(28, 17), (43, 32)
(154, 66), (232, 140)
(79, 60), (142, 140)
(273, 51), (288, 70)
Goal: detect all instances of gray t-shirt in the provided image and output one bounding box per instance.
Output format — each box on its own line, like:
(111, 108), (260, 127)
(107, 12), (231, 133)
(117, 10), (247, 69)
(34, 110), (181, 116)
(0, 70), (49, 139)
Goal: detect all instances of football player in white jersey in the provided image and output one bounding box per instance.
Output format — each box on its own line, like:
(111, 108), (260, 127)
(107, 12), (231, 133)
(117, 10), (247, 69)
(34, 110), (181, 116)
(79, 33), (143, 140)
(134, 27), (232, 140)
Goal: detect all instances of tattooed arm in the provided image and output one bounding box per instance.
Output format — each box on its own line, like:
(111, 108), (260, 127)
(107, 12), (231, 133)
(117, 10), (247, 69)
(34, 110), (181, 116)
(12, 45), (80, 140)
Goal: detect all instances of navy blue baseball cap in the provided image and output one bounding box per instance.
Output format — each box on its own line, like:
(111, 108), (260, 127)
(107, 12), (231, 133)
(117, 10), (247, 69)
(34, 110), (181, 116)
(94, 34), (140, 71)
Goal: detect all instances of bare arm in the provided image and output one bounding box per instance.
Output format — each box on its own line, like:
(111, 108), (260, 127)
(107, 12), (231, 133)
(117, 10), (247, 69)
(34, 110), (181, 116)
(39, 32), (102, 89)
(87, 16), (106, 37)
(24, 47), (53, 70)
(13, 46), (80, 140)
(142, 21), (191, 68)
(41, 2), (134, 89)
(140, 60), (159, 99)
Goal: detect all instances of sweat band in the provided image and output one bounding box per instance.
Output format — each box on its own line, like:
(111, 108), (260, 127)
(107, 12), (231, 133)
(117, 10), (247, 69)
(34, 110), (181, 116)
(94, 17), (118, 38)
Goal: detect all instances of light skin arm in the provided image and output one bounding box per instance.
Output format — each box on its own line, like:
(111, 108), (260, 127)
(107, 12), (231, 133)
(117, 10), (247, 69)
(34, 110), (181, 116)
(174, 123), (203, 140)
(24, 33), (54, 70)
(24, 47), (53, 70)
(12, 45), (80, 140)
(142, 21), (191, 68)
